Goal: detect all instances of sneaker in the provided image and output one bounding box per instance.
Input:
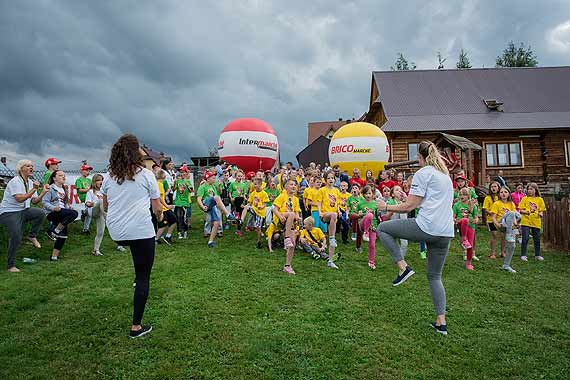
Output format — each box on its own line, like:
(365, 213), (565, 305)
(502, 265), (517, 273)
(392, 266), (415, 286)
(92, 250), (103, 256)
(155, 239), (160, 245)
(312, 253), (320, 260)
(130, 325), (153, 338)
(327, 260), (339, 270)
(351, 233), (357, 241)
(50, 256), (59, 261)
(117, 245), (126, 252)
(7, 267), (21, 273)
(488, 253), (497, 260)
(161, 236), (172, 246)
(520, 256), (528, 262)
(356, 247), (363, 254)
(45, 230), (56, 241)
(82, 229), (90, 235)
(465, 263), (474, 271)
(472, 255), (480, 262)
(362, 231), (370, 242)
(329, 237), (338, 248)
(256, 241), (263, 249)
(461, 239), (472, 249)
(368, 262), (376, 270)
(505, 234), (515, 243)
(283, 266), (296, 275)
(463, 254), (467, 261)
(183, 232), (188, 239)
(207, 241), (216, 248)
(235, 230), (243, 237)
(224, 223), (230, 230)
(226, 214), (237, 221)
(420, 250), (427, 260)
(53, 231), (68, 239)
(430, 322), (448, 335)
(178, 233), (183, 239)
(535, 256), (545, 261)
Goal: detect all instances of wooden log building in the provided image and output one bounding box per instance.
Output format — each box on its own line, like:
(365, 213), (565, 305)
(363, 66), (570, 187)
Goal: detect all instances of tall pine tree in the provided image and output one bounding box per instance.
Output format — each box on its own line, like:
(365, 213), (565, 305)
(456, 49), (472, 69)
(391, 53), (416, 71)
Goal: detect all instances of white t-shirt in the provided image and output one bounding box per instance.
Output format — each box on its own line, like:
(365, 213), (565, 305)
(101, 167), (160, 241)
(86, 189), (103, 205)
(410, 165), (454, 238)
(52, 185), (66, 208)
(0, 176), (33, 215)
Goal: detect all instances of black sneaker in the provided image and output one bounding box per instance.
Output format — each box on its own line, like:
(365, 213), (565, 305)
(430, 322), (448, 335)
(129, 325), (152, 338)
(257, 241), (263, 249)
(392, 266), (415, 287)
(164, 236), (173, 245)
(161, 236), (172, 245)
(82, 229), (90, 235)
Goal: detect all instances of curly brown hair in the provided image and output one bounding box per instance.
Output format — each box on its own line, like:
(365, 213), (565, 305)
(109, 134), (143, 184)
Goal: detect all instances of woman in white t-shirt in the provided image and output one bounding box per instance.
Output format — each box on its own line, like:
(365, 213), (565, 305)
(101, 134), (163, 339)
(0, 160), (49, 272)
(377, 141), (454, 335)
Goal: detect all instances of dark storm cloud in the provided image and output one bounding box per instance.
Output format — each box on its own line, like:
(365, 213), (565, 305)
(0, 0), (569, 166)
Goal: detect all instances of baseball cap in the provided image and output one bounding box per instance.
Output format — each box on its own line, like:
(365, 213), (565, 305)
(80, 164), (93, 171)
(203, 171), (215, 180)
(44, 157), (61, 168)
(179, 165), (190, 173)
(455, 174), (466, 181)
(246, 171), (255, 180)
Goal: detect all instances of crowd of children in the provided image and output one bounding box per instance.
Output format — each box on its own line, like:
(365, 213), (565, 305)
(1, 157), (549, 276)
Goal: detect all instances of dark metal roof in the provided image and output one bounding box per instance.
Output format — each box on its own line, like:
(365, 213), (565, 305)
(296, 135), (330, 167)
(372, 67), (570, 132)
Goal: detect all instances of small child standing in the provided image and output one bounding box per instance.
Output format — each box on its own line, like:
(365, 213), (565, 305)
(85, 173), (105, 256)
(518, 182), (546, 261)
(243, 178), (269, 249)
(358, 185), (380, 270)
(347, 184), (364, 253)
(338, 181), (351, 244)
(299, 216), (328, 259)
(173, 166), (193, 239)
(306, 175), (323, 231)
(452, 187), (479, 270)
(490, 187), (519, 273)
(264, 179), (280, 227)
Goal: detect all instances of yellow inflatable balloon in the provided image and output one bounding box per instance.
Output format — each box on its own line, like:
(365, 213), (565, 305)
(328, 122), (390, 176)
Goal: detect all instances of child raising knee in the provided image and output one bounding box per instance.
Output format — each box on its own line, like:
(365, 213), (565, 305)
(273, 179), (302, 275)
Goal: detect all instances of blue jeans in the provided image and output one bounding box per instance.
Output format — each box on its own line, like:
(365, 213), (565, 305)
(203, 197), (220, 223)
(521, 226), (541, 257)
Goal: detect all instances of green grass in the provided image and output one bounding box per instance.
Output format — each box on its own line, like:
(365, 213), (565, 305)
(0, 209), (569, 380)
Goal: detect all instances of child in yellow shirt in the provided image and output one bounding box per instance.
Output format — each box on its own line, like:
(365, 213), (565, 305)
(300, 216), (328, 260)
(242, 178), (269, 249)
(518, 182), (546, 261)
(490, 186), (520, 273)
(273, 179), (301, 275)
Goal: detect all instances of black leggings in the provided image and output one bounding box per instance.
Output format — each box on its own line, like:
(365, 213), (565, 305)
(47, 209), (78, 250)
(233, 197), (245, 230)
(117, 237), (156, 326)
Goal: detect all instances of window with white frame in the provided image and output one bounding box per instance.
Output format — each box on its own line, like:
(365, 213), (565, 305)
(565, 140), (570, 167)
(485, 142), (523, 167)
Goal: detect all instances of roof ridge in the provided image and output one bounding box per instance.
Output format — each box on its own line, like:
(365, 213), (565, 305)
(372, 66), (570, 74)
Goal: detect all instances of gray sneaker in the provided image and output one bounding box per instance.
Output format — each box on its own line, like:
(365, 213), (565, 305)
(327, 260), (339, 269)
(502, 265), (517, 273)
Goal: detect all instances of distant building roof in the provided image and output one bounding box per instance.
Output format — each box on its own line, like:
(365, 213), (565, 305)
(370, 66), (570, 132)
(307, 119), (353, 145)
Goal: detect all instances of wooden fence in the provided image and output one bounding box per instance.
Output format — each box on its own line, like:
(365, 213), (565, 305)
(543, 196), (570, 252)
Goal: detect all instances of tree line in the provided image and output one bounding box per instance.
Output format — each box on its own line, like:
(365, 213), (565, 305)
(390, 41), (539, 71)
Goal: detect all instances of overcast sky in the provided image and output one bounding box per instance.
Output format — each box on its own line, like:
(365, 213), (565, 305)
(1, 0), (570, 169)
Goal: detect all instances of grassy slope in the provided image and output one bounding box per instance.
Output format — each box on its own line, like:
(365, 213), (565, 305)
(0, 209), (569, 380)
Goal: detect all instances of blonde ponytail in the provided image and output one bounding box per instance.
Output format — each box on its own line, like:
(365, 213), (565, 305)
(418, 141), (449, 175)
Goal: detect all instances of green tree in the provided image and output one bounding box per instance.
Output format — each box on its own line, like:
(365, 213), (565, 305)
(496, 41), (538, 67)
(391, 53), (416, 71)
(456, 48), (472, 69)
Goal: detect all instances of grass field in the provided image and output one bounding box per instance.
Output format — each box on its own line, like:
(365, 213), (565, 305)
(1, 209), (569, 380)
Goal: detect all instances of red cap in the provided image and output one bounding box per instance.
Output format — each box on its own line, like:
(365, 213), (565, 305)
(246, 171), (256, 180)
(80, 164), (93, 171)
(179, 165), (189, 173)
(203, 171), (215, 180)
(44, 157), (61, 168)
(455, 174), (466, 181)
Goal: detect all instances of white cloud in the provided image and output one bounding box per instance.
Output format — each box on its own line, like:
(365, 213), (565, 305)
(547, 20), (570, 54)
